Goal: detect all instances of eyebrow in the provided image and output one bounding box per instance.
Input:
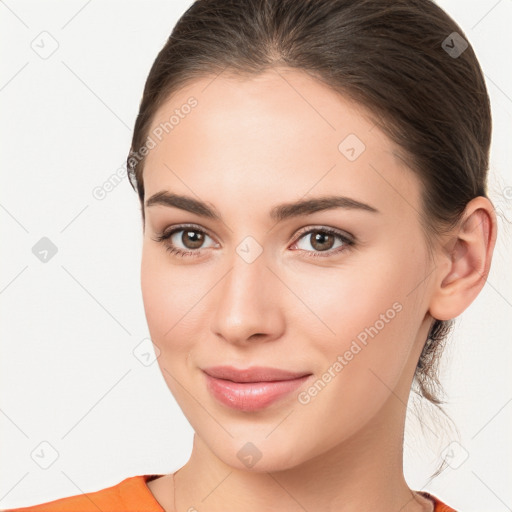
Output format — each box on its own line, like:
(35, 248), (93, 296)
(145, 191), (379, 222)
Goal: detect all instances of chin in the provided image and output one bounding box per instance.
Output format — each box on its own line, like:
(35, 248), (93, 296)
(197, 429), (316, 473)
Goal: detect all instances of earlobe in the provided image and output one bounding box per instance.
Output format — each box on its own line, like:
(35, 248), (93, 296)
(428, 196), (497, 321)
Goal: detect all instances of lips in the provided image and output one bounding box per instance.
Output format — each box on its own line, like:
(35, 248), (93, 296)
(202, 366), (312, 411)
(202, 365), (311, 382)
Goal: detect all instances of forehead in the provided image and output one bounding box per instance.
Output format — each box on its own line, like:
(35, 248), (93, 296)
(143, 68), (421, 220)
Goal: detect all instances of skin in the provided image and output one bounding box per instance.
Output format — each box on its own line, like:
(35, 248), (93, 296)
(140, 68), (496, 512)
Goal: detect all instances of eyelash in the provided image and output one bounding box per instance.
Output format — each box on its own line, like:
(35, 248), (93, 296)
(151, 224), (355, 259)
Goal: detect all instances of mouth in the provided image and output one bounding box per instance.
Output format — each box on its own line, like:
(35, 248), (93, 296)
(202, 366), (313, 412)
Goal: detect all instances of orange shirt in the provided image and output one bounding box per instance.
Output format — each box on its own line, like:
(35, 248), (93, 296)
(2, 474), (457, 511)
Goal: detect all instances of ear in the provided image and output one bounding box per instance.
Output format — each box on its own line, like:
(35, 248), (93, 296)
(428, 196), (497, 321)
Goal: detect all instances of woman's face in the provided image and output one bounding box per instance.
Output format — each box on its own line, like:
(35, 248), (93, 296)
(140, 68), (437, 471)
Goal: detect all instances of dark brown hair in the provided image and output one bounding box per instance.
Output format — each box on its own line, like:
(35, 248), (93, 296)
(126, 0), (491, 428)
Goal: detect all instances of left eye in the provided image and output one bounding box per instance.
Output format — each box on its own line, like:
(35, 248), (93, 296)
(291, 228), (354, 257)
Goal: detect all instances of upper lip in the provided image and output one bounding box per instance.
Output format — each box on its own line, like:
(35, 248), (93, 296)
(202, 365), (312, 383)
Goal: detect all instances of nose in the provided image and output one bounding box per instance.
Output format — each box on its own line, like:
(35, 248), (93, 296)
(209, 248), (285, 346)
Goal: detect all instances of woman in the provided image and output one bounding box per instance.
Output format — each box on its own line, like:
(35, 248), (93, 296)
(5, 0), (497, 510)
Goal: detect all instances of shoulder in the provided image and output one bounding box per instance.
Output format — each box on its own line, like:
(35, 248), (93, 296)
(1, 474), (165, 512)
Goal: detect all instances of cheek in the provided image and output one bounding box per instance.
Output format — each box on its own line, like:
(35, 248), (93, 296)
(294, 294), (421, 449)
(302, 245), (428, 396)
(306, 253), (421, 352)
(140, 248), (207, 404)
(316, 278), (390, 344)
(140, 248), (202, 346)
(140, 245), (230, 382)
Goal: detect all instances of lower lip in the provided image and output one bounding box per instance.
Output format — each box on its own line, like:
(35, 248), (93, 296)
(204, 373), (311, 412)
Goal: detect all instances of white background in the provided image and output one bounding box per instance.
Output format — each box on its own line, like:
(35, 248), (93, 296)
(0, 0), (511, 510)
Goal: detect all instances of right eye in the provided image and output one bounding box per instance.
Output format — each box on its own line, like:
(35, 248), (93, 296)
(152, 224), (218, 258)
